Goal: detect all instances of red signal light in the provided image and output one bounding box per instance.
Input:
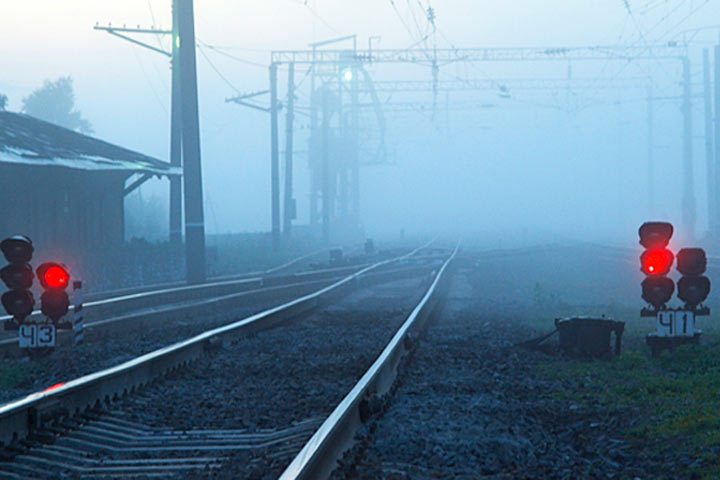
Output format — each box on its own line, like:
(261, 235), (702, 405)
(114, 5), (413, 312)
(641, 248), (674, 276)
(36, 263), (70, 290)
(44, 266), (69, 288)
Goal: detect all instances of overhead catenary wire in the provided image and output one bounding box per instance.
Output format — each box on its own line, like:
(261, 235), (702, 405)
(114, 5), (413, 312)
(283, 0), (343, 35)
(197, 43), (242, 93)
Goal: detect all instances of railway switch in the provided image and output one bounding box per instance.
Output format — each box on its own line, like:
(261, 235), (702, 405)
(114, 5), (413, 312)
(0, 235), (36, 326)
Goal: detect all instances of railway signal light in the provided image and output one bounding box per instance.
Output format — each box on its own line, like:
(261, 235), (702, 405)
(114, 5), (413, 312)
(639, 222), (675, 311)
(676, 248), (711, 309)
(642, 277), (675, 309)
(0, 236), (35, 320)
(36, 262), (70, 322)
(38, 263), (70, 289)
(641, 248), (674, 276)
(638, 222), (674, 249)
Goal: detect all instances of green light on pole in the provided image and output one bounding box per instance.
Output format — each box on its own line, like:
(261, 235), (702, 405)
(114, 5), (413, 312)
(175, 35), (180, 49)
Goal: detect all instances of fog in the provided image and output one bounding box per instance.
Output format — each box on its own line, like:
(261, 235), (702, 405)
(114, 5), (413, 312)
(2, 1), (718, 247)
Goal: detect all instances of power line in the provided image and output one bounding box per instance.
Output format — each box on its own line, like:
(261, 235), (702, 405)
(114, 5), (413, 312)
(130, 40), (168, 114)
(198, 41), (267, 68)
(197, 43), (241, 93)
(284, 0), (343, 35)
(662, 0), (713, 42)
(387, 0), (418, 42)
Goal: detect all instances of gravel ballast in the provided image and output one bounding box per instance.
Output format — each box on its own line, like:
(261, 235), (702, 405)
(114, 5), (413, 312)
(70, 275), (433, 479)
(339, 262), (670, 479)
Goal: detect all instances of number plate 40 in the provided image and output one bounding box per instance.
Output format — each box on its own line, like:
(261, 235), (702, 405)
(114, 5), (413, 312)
(18, 324), (56, 348)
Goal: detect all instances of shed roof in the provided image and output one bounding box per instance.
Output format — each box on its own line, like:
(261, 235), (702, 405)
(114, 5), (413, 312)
(0, 111), (181, 176)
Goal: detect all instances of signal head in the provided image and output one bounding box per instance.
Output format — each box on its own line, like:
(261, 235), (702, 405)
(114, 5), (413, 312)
(0, 263), (34, 290)
(677, 275), (711, 307)
(638, 222), (673, 249)
(1, 290), (34, 319)
(642, 276), (675, 309)
(0, 235), (34, 264)
(40, 290), (69, 321)
(676, 248), (707, 276)
(36, 263), (70, 290)
(641, 248), (674, 276)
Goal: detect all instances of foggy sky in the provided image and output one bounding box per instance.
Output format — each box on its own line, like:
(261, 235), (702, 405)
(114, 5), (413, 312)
(1, 1), (718, 244)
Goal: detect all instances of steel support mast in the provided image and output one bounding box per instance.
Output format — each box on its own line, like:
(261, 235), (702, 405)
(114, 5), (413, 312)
(682, 57), (696, 238)
(703, 49), (715, 234)
(177, 0), (206, 283)
(169, 2), (183, 244)
(269, 63), (281, 249)
(715, 42), (720, 235)
(283, 63), (296, 239)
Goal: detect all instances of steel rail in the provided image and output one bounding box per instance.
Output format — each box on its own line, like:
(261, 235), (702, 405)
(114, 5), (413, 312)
(0, 262), (380, 338)
(0, 270), (360, 357)
(279, 245), (459, 480)
(0, 243), (439, 447)
(0, 255), (448, 357)
(1, 250), (448, 339)
(82, 247), (331, 302)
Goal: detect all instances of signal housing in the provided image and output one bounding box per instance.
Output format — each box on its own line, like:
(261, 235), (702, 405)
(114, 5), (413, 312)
(0, 236), (35, 321)
(36, 262), (71, 322)
(638, 222), (675, 312)
(676, 248), (710, 310)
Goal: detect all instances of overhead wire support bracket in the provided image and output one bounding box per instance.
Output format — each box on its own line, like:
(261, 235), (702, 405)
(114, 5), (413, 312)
(227, 89), (270, 101)
(93, 25), (171, 57)
(225, 90), (278, 113)
(308, 35), (357, 49)
(225, 97), (274, 113)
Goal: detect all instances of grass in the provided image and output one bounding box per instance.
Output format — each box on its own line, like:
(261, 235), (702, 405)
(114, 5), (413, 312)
(536, 315), (720, 478)
(0, 361), (38, 392)
(521, 281), (720, 476)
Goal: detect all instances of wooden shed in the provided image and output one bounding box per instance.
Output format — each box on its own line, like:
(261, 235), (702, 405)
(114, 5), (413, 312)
(0, 111), (180, 253)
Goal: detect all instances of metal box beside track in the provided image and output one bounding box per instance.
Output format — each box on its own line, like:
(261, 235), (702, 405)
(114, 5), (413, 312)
(555, 317), (625, 358)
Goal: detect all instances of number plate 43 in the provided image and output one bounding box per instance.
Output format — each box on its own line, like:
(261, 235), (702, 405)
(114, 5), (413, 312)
(18, 324), (56, 348)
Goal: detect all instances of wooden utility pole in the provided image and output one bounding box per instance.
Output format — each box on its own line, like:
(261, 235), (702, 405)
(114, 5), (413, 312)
(177, 0), (206, 283)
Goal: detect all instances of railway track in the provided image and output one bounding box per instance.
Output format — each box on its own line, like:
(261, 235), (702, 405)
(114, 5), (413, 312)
(0, 244), (354, 340)
(0, 241), (674, 478)
(0, 243), (447, 474)
(278, 246), (458, 480)
(0, 247), (439, 358)
(81, 247), (331, 303)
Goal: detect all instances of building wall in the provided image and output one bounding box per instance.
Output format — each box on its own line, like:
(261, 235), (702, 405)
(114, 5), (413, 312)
(0, 163), (127, 253)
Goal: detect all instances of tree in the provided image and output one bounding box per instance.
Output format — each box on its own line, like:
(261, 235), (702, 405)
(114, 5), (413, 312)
(22, 76), (93, 134)
(0, 94), (7, 111)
